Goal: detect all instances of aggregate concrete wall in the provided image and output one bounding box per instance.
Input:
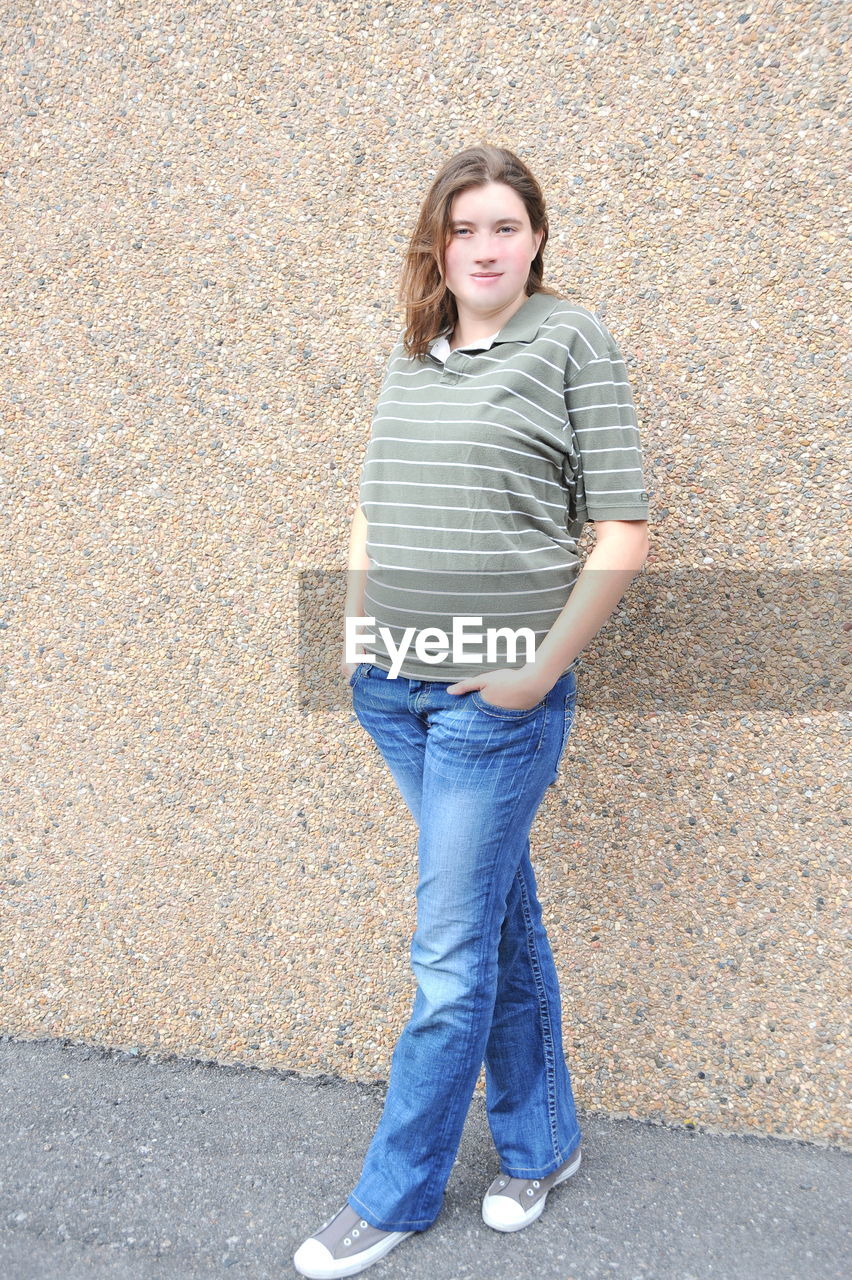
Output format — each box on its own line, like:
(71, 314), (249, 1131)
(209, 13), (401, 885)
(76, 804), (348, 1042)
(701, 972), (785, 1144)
(1, 1), (846, 1147)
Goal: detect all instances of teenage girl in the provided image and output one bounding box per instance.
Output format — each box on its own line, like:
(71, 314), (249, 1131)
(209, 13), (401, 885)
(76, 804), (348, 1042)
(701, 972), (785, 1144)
(294, 143), (650, 1279)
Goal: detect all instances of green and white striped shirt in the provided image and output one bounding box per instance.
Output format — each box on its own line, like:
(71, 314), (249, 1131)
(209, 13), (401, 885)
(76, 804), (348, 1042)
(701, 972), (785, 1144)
(356, 290), (650, 681)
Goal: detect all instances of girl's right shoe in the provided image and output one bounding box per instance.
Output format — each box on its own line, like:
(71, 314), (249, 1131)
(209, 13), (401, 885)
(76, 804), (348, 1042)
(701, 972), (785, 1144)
(292, 1202), (415, 1279)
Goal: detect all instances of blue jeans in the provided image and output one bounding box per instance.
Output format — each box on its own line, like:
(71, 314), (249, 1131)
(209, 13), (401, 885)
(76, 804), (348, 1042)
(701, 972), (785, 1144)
(344, 661), (583, 1233)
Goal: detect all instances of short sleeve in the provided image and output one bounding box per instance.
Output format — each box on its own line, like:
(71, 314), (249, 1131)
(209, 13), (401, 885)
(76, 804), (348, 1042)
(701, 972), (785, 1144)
(563, 323), (650, 522)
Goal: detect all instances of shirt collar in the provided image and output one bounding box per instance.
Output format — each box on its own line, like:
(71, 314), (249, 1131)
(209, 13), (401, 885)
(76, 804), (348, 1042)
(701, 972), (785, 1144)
(428, 332), (497, 362)
(427, 292), (562, 361)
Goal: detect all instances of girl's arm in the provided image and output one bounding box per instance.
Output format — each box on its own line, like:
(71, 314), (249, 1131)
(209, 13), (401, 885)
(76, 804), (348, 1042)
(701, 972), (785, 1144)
(446, 519), (649, 704)
(531, 519), (649, 688)
(346, 505), (370, 596)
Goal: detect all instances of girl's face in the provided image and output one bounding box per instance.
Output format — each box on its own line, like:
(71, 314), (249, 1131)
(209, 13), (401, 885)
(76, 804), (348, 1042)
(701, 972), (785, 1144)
(443, 181), (543, 321)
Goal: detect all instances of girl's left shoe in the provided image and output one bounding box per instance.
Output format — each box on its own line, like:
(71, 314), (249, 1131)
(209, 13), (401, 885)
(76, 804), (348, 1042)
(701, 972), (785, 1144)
(481, 1145), (582, 1232)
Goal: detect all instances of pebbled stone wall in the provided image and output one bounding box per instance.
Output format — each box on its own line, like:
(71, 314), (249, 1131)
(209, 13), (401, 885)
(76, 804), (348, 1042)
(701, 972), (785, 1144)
(1, 1), (846, 1147)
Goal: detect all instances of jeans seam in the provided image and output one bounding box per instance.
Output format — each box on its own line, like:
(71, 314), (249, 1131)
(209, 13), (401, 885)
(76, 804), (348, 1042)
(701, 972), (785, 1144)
(518, 867), (562, 1162)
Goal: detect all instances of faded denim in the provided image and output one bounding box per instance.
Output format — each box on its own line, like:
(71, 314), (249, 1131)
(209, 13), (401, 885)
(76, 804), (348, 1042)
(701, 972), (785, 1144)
(344, 661), (582, 1232)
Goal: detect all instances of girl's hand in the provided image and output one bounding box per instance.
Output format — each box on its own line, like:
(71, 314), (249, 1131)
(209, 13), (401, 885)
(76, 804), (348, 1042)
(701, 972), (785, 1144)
(446, 666), (552, 711)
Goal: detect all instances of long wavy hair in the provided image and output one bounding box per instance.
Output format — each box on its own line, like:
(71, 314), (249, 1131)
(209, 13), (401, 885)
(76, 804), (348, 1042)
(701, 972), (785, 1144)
(398, 144), (564, 360)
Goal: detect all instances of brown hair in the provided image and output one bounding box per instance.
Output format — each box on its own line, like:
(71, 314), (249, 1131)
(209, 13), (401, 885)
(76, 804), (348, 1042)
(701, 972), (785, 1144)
(397, 144), (564, 360)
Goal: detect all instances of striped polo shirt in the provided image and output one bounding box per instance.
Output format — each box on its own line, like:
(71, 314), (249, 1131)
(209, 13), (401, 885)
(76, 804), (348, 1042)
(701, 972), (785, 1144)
(356, 290), (650, 681)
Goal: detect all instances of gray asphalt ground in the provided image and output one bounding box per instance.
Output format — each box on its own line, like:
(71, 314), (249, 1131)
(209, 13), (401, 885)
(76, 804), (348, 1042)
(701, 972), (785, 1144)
(0, 1036), (848, 1280)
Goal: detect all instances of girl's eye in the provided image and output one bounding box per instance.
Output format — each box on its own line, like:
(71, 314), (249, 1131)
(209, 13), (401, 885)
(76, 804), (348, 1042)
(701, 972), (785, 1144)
(453, 226), (516, 236)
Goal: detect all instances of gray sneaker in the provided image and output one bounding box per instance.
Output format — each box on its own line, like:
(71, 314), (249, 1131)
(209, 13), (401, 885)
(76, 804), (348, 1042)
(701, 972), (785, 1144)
(293, 1201), (415, 1279)
(482, 1145), (582, 1232)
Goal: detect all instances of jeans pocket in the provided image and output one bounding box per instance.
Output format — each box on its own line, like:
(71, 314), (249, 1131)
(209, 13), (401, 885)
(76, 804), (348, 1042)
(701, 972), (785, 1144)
(471, 688), (546, 719)
(348, 662), (365, 687)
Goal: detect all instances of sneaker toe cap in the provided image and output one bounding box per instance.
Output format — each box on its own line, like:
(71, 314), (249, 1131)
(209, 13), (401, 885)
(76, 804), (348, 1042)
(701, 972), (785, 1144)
(482, 1192), (527, 1228)
(293, 1236), (335, 1276)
